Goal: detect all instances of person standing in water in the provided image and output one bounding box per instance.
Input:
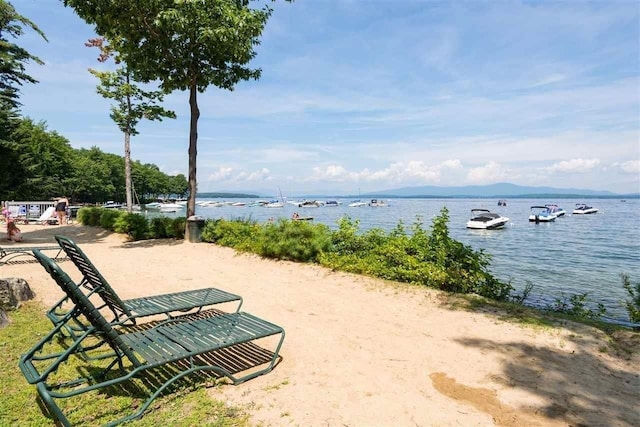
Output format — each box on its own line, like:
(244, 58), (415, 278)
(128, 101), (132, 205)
(55, 196), (69, 224)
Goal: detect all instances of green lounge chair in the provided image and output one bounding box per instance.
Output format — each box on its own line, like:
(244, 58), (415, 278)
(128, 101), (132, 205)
(0, 244), (67, 266)
(20, 250), (285, 427)
(48, 235), (243, 331)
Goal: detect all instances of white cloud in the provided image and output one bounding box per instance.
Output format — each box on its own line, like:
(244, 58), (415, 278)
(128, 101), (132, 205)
(466, 161), (508, 183)
(547, 158), (600, 173)
(615, 160), (640, 174)
(308, 165), (355, 182)
(207, 167), (233, 181)
(235, 168), (272, 182)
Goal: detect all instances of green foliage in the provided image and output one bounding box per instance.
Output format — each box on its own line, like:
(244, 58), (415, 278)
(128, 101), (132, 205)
(77, 206), (103, 226)
(320, 208), (514, 301)
(0, 0), (47, 109)
(99, 208), (123, 230)
(258, 219), (332, 262)
(113, 212), (149, 241)
(548, 292), (607, 319)
(620, 273), (640, 324)
(201, 218), (260, 252)
(149, 217), (186, 239)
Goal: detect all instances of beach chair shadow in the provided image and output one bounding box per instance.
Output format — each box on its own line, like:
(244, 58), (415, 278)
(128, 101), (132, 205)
(0, 245), (67, 266)
(48, 235), (244, 348)
(20, 250), (285, 426)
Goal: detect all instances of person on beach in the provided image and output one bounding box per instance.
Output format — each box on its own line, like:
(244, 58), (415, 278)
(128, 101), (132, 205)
(55, 197), (69, 225)
(6, 221), (22, 242)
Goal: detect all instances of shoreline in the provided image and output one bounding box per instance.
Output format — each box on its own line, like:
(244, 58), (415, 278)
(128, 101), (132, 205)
(3, 223), (639, 426)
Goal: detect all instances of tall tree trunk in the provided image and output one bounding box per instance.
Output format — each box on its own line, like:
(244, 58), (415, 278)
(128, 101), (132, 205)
(187, 82), (199, 222)
(124, 74), (133, 213)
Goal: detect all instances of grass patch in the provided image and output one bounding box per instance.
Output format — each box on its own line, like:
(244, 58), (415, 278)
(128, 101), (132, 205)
(0, 302), (249, 426)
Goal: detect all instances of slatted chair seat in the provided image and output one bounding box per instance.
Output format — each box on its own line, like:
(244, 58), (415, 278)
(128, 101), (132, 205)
(20, 250), (285, 427)
(48, 235), (242, 330)
(0, 245), (68, 266)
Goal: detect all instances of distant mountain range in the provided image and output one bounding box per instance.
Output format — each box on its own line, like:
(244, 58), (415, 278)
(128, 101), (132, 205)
(361, 183), (637, 198)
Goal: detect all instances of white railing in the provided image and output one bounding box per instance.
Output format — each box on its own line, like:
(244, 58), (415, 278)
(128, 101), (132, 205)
(2, 201), (57, 223)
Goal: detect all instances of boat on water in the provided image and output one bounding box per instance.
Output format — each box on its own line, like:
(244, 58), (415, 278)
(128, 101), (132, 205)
(545, 204), (566, 217)
(265, 200), (284, 208)
(297, 200), (322, 208)
(529, 206), (556, 223)
(159, 203), (184, 213)
(497, 199), (508, 207)
(325, 200), (341, 207)
(466, 209), (509, 230)
(573, 203), (598, 214)
(369, 199), (388, 207)
(103, 201), (123, 209)
(348, 200), (367, 207)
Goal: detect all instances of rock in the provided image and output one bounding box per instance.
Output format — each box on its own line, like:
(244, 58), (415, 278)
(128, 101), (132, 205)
(0, 277), (35, 310)
(0, 308), (8, 328)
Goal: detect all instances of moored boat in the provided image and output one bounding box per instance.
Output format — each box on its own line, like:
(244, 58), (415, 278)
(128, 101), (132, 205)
(369, 199), (388, 207)
(529, 206), (556, 223)
(545, 204), (566, 217)
(348, 200), (367, 207)
(573, 203), (598, 214)
(466, 209), (509, 230)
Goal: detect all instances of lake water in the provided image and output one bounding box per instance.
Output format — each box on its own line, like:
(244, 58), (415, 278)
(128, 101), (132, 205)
(156, 197), (640, 324)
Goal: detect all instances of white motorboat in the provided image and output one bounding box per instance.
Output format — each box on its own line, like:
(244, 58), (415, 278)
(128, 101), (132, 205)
(466, 209), (509, 229)
(297, 200), (322, 208)
(573, 203), (598, 214)
(159, 203), (184, 212)
(265, 200), (284, 208)
(368, 199), (388, 207)
(325, 200), (341, 207)
(348, 200), (367, 207)
(545, 204), (566, 217)
(529, 206), (556, 222)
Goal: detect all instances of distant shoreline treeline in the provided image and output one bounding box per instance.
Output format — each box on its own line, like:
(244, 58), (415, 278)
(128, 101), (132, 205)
(0, 118), (188, 203)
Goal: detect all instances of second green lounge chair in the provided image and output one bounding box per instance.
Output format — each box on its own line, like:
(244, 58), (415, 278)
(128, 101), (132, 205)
(48, 235), (243, 330)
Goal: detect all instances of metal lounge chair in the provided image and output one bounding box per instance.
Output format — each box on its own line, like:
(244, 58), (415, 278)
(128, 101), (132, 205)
(20, 250), (285, 427)
(48, 235), (243, 331)
(0, 245), (67, 266)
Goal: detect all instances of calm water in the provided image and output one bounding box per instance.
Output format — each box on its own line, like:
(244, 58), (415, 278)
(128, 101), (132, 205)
(155, 198), (640, 324)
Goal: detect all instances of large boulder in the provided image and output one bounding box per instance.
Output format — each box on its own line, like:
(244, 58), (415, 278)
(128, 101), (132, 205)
(0, 277), (35, 309)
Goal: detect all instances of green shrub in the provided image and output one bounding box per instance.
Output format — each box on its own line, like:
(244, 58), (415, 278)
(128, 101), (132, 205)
(149, 217), (173, 238)
(77, 207), (103, 226)
(258, 219), (332, 262)
(170, 217), (187, 239)
(113, 212), (148, 241)
(201, 218), (260, 251)
(548, 292), (607, 319)
(99, 209), (123, 230)
(620, 273), (640, 324)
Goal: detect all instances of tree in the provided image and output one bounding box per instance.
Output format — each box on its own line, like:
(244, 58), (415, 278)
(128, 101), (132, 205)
(65, 0), (278, 238)
(0, 0), (47, 110)
(86, 37), (175, 213)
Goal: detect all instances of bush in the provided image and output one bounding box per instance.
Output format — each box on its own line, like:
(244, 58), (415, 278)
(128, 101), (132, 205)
(149, 217), (173, 238)
(170, 217), (186, 239)
(258, 219), (332, 262)
(201, 218), (260, 251)
(113, 212), (148, 241)
(76, 207), (103, 226)
(99, 209), (123, 230)
(548, 292), (607, 319)
(621, 273), (640, 324)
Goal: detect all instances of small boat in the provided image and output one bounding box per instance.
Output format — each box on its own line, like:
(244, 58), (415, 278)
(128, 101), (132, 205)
(545, 204), (566, 217)
(159, 203), (184, 212)
(231, 202), (246, 207)
(497, 199), (507, 207)
(103, 201), (123, 209)
(529, 206), (556, 223)
(297, 200), (321, 208)
(348, 200), (367, 207)
(369, 199), (388, 207)
(325, 200), (341, 207)
(466, 209), (509, 229)
(265, 200), (284, 208)
(573, 203), (598, 214)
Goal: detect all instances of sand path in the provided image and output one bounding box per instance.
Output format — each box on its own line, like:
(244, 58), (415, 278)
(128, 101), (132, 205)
(2, 223), (638, 426)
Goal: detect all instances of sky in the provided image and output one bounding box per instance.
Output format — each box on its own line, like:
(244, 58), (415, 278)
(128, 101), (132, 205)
(10, 0), (640, 196)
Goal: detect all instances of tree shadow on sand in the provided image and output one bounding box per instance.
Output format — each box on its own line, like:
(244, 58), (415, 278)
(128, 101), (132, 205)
(437, 296), (640, 427)
(15, 224), (113, 245)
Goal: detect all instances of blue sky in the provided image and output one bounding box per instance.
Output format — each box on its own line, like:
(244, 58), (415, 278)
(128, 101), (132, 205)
(11, 0), (640, 195)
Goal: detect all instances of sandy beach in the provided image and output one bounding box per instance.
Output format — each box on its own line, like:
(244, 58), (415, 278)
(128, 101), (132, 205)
(2, 223), (638, 427)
